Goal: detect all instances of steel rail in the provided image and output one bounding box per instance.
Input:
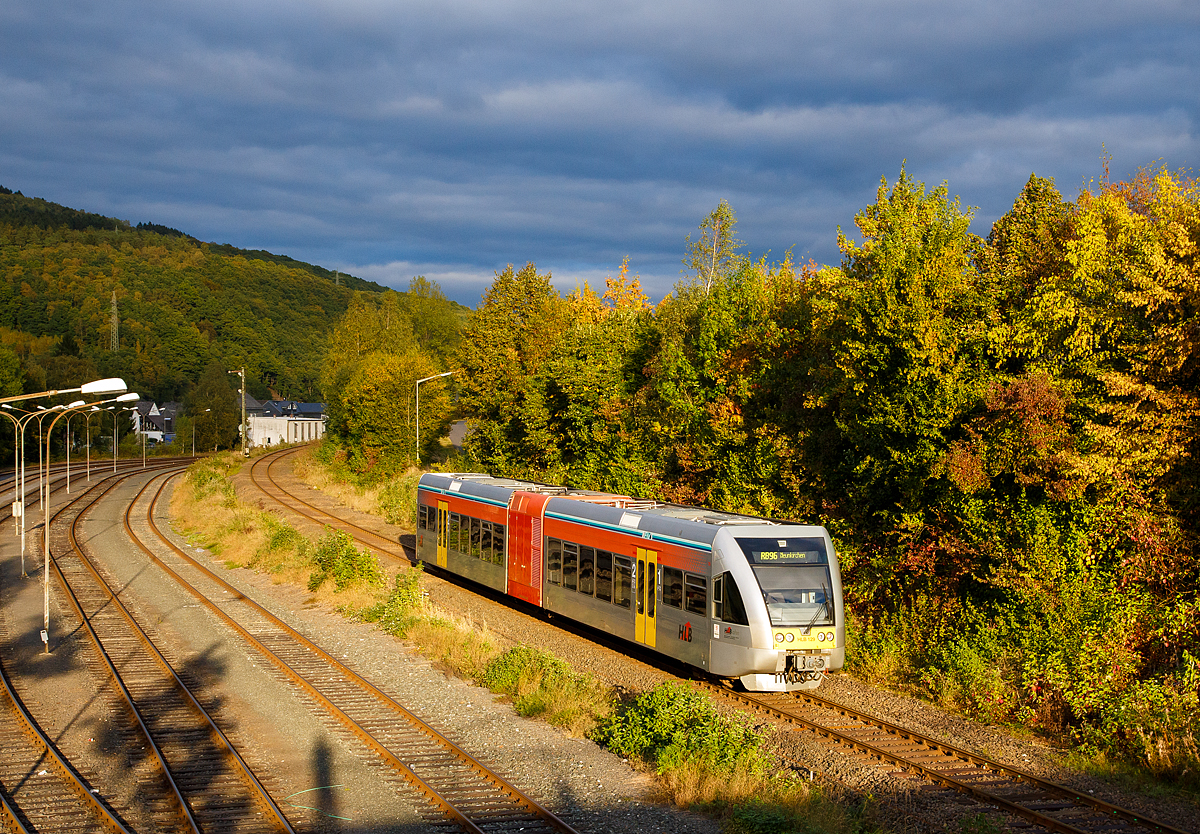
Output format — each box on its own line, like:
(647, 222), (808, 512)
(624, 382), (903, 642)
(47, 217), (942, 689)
(138, 468), (581, 834)
(789, 689), (1191, 834)
(0, 795), (29, 834)
(48, 466), (295, 834)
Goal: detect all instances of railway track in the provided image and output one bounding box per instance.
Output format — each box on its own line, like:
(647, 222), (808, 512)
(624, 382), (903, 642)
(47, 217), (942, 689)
(0, 458), (199, 833)
(48, 465), (296, 834)
(702, 683), (1194, 834)
(247, 448), (407, 563)
(127, 467), (582, 834)
(243, 445), (1198, 834)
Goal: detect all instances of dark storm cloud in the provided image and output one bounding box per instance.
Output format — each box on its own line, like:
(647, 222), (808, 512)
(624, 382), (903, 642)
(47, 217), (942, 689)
(2, 0), (1197, 302)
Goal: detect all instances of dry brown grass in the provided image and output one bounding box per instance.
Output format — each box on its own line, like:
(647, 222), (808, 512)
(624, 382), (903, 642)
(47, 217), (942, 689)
(406, 615), (500, 679)
(290, 449), (384, 516)
(1140, 729), (1200, 784)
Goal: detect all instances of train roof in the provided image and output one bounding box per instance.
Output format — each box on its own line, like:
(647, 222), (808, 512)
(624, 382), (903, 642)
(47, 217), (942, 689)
(419, 472), (784, 550)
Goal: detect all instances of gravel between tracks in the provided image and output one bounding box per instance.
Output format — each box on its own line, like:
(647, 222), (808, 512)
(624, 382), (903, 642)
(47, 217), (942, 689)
(247, 453), (1200, 834)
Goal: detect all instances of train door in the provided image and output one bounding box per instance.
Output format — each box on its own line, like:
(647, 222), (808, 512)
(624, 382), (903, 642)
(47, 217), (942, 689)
(635, 547), (657, 648)
(436, 501), (449, 568)
(506, 491), (552, 606)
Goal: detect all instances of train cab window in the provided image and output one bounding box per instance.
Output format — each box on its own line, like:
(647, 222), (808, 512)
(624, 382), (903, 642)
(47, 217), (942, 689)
(684, 573), (707, 616)
(563, 542), (579, 591)
(714, 572), (750, 626)
(613, 555), (633, 608)
(547, 538), (562, 585)
(479, 521), (493, 562)
(595, 551), (613, 602)
(578, 546), (595, 596)
(661, 567), (684, 609)
(493, 524), (506, 564)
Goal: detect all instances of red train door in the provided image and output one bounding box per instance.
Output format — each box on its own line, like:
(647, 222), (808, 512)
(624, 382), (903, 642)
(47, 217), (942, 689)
(507, 491), (551, 606)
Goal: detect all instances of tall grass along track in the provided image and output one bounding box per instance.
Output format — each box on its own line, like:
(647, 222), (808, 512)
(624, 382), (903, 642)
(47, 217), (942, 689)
(141, 468), (583, 834)
(703, 683), (1191, 834)
(50, 465), (296, 833)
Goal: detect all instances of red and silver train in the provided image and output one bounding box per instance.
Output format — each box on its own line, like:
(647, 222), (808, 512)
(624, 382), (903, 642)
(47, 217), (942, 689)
(416, 473), (844, 691)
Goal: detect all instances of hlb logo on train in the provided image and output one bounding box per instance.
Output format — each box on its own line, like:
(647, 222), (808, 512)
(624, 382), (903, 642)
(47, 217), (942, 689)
(678, 622), (692, 642)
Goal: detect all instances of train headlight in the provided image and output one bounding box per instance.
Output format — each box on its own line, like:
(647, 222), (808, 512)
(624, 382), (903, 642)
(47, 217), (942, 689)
(775, 633), (785, 644)
(816, 631), (825, 642)
(827, 632), (835, 643)
(785, 633), (794, 642)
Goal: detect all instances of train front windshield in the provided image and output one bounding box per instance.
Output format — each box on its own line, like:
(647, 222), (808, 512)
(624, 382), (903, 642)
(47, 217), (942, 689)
(735, 537), (834, 627)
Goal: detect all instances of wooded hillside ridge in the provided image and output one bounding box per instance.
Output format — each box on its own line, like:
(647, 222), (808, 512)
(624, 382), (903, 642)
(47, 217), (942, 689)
(0, 187), (466, 411)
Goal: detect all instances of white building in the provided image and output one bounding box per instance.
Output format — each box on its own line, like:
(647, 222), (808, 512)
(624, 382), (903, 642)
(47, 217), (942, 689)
(247, 414), (325, 449)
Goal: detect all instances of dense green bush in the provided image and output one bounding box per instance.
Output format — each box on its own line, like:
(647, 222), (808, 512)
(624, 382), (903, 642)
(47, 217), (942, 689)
(593, 682), (766, 776)
(307, 527), (384, 591)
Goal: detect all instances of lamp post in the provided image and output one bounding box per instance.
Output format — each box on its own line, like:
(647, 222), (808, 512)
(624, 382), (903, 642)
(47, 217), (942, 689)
(0, 404), (28, 535)
(228, 367), (247, 457)
(414, 371), (457, 465)
(2, 405), (63, 577)
(84, 407), (105, 481)
(65, 411), (79, 493)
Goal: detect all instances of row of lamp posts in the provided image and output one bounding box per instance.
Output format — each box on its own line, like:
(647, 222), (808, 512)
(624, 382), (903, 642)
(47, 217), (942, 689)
(0, 378), (137, 653)
(6, 369), (458, 655)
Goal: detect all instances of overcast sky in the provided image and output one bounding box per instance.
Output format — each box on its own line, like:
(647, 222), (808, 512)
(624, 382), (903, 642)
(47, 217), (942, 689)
(2, 1), (1197, 305)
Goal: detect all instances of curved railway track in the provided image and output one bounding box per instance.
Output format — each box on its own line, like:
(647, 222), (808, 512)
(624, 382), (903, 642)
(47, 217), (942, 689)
(0, 459), (198, 833)
(125, 467), (582, 834)
(247, 448), (407, 564)
(245, 445), (1197, 834)
(47, 465), (295, 833)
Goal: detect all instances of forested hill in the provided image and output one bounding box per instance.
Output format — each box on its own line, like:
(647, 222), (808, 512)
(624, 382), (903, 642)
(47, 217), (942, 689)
(0, 187), (394, 401)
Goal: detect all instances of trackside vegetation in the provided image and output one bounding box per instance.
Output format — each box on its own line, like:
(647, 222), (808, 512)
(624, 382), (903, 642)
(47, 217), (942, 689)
(435, 163), (1200, 791)
(172, 453), (870, 833)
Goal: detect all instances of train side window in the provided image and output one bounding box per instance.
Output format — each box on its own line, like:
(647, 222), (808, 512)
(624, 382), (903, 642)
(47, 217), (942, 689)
(661, 566), (683, 609)
(563, 542), (579, 591)
(578, 546), (595, 596)
(684, 573), (707, 616)
(449, 513), (461, 552)
(469, 517), (482, 558)
(595, 550), (613, 602)
(613, 555), (633, 608)
(494, 524), (506, 564)
(480, 521), (493, 562)
(716, 571), (750, 625)
(547, 538), (562, 585)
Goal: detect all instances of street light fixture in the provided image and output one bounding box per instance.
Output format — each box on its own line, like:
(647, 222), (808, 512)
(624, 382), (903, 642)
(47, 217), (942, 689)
(0, 377), (127, 407)
(415, 371), (457, 465)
